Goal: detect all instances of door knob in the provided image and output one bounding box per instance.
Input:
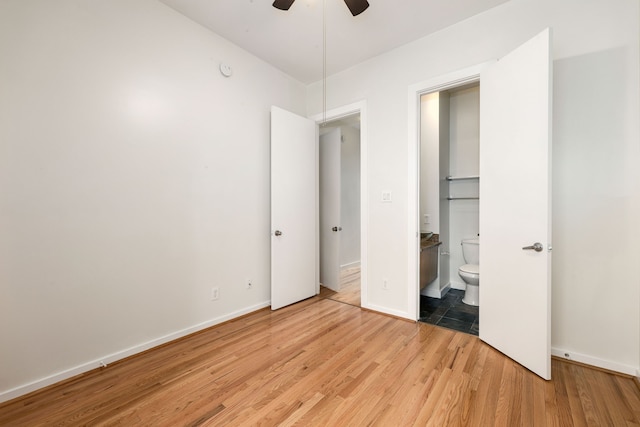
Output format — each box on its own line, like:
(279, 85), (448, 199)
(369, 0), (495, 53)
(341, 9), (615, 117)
(522, 242), (543, 252)
(332, 226), (342, 232)
(274, 230), (283, 236)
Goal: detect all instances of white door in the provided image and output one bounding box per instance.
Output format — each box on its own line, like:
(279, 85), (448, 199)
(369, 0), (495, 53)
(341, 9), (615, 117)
(271, 106), (317, 310)
(319, 128), (341, 291)
(479, 28), (552, 379)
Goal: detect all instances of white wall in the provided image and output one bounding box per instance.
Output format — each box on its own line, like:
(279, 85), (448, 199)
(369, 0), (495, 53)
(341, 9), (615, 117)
(307, 0), (640, 374)
(0, 0), (306, 400)
(340, 125), (361, 268)
(420, 91), (450, 297)
(420, 93), (441, 235)
(438, 93), (451, 293)
(447, 86), (480, 289)
(449, 87), (480, 177)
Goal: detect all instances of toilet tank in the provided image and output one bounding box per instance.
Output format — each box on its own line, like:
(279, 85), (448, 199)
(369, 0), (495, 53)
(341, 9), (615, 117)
(461, 238), (479, 264)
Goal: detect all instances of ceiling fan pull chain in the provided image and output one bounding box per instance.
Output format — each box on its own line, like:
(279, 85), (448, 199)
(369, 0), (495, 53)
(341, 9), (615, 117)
(323, 0), (327, 125)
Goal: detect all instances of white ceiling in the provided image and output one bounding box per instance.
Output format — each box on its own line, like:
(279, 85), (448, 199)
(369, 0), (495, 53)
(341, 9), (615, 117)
(160, 0), (509, 84)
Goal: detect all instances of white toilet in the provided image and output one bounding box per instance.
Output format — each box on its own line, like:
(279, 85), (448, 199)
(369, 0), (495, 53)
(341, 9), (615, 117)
(459, 238), (479, 306)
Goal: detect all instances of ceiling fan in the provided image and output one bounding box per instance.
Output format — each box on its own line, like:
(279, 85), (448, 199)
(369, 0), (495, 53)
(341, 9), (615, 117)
(272, 0), (369, 17)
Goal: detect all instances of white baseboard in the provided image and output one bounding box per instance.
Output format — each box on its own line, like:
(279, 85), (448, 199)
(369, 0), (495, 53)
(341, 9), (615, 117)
(363, 302), (413, 321)
(421, 283), (451, 299)
(551, 347), (639, 376)
(439, 283), (451, 297)
(421, 287), (440, 298)
(0, 300), (271, 404)
(449, 280), (466, 291)
(340, 261), (361, 270)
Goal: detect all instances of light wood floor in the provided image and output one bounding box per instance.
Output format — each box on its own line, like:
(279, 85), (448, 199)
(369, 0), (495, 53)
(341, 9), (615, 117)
(321, 266), (361, 307)
(2, 296), (639, 426)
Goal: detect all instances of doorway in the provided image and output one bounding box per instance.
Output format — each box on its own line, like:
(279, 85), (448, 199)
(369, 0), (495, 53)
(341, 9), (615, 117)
(270, 102), (367, 311)
(418, 84), (480, 335)
(318, 114), (362, 307)
(407, 62), (485, 322)
(407, 28), (552, 380)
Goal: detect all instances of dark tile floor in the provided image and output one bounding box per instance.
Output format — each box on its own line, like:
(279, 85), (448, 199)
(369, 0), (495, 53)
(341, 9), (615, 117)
(419, 289), (479, 336)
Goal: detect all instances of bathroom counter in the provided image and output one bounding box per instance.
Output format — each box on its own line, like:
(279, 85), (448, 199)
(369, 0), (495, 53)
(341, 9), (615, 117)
(420, 233), (442, 250)
(421, 240), (442, 249)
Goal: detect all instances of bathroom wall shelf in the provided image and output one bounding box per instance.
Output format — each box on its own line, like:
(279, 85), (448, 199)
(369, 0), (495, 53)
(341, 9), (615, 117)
(446, 175), (479, 181)
(446, 175), (479, 200)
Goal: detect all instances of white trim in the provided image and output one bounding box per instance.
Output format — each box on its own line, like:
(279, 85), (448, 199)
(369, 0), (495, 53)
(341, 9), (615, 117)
(340, 261), (361, 270)
(407, 62), (494, 321)
(449, 281), (466, 291)
(310, 100), (368, 310)
(551, 348), (639, 377)
(315, 119), (320, 295)
(0, 300), (271, 404)
(309, 101), (365, 123)
(421, 283), (451, 299)
(364, 303), (413, 321)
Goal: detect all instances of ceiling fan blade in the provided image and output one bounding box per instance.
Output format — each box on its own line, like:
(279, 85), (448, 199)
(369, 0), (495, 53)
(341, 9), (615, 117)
(344, 0), (369, 16)
(272, 0), (295, 11)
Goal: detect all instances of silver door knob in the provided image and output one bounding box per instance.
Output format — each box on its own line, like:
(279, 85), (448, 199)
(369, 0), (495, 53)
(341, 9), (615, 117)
(274, 230), (283, 236)
(522, 242), (543, 252)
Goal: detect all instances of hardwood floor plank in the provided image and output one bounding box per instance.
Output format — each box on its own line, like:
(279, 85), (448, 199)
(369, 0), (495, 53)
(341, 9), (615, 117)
(615, 375), (640, 422)
(554, 362), (582, 427)
(530, 372), (548, 427)
(278, 391), (325, 427)
(579, 368), (612, 427)
(417, 368), (453, 426)
(427, 370), (471, 427)
(454, 343), (489, 426)
(476, 347), (505, 426)
(494, 361), (517, 426)
(321, 266), (362, 307)
(1, 296), (640, 426)
(586, 367), (634, 426)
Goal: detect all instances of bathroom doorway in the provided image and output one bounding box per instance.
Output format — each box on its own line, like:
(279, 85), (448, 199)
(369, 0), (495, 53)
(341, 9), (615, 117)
(408, 29), (553, 380)
(318, 113), (362, 307)
(417, 83), (480, 335)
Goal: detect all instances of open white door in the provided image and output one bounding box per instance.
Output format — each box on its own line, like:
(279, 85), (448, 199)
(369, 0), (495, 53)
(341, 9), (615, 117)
(271, 106), (317, 310)
(479, 29), (552, 379)
(319, 128), (341, 291)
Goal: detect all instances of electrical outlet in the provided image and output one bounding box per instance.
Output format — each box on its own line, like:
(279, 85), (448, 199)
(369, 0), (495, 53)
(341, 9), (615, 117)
(383, 279), (389, 290)
(211, 287), (219, 301)
(247, 279), (253, 290)
(424, 214), (431, 224)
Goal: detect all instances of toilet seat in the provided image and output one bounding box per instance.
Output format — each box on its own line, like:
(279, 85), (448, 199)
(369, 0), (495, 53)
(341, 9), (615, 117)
(459, 264), (479, 275)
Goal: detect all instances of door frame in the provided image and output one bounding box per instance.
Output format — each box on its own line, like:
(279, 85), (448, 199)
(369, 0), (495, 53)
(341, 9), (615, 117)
(407, 62), (493, 321)
(310, 101), (368, 308)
